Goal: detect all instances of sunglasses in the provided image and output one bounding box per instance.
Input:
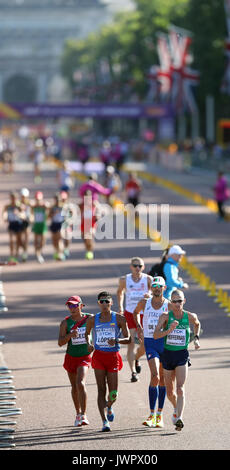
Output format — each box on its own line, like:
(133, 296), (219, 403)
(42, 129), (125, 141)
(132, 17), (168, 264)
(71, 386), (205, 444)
(152, 284), (163, 288)
(68, 303), (80, 308)
(172, 299), (183, 304)
(99, 299), (111, 304)
(132, 264), (143, 268)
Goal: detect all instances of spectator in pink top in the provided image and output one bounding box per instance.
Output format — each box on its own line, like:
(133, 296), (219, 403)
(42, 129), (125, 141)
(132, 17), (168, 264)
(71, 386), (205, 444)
(213, 171), (229, 220)
(79, 173), (112, 201)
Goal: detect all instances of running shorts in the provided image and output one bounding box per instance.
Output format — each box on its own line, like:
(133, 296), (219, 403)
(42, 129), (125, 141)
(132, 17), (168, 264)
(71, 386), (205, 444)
(144, 337), (164, 362)
(124, 310), (143, 330)
(161, 349), (189, 370)
(8, 221), (23, 233)
(32, 222), (48, 235)
(92, 350), (123, 372)
(63, 353), (92, 373)
(50, 222), (62, 233)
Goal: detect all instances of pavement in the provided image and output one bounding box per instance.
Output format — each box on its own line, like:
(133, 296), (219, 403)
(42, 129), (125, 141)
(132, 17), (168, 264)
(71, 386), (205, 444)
(0, 155), (230, 453)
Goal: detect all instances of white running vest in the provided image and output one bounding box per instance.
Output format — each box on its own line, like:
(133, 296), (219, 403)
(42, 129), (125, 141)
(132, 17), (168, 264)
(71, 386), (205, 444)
(125, 273), (149, 314)
(143, 298), (169, 338)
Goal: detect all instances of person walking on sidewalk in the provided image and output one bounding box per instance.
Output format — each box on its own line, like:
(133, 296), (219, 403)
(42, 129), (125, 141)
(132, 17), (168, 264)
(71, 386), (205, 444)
(163, 245), (188, 300)
(154, 289), (201, 431)
(85, 291), (131, 432)
(58, 295), (93, 427)
(133, 276), (170, 429)
(117, 257), (152, 382)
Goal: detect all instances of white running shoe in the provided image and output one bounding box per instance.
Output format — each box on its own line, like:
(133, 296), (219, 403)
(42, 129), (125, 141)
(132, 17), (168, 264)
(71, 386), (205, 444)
(74, 414), (82, 427)
(81, 415), (89, 425)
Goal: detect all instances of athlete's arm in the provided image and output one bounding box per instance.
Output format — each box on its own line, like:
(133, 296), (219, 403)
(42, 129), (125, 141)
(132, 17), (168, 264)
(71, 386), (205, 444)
(153, 313), (178, 339)
(147, 274), (153, 290)
(116, 314), (131, 344)
(117, 276), (126, 314)
(187, 311), (201, 350)
(58, 319), (78, 347)
(85, 316), (95, 353)
(133, 299), (146, 338)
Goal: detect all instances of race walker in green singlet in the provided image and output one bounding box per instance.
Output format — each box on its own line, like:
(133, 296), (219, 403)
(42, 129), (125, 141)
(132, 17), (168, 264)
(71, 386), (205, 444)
(153, 289), (201, 432)
(58, 296), (94, 427)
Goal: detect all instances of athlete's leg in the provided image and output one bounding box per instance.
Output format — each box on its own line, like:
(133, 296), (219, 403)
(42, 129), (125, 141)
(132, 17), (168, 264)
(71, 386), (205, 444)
(94, 368), (107, 422)
(127, 328), (136, 374)
(76, 366), (89, 416)
(106, 371), (118, 408)
(175, 364), (188, 419)
(67, 371), (80, 415)
(163, 368), (177, 409)
(135, 340), (145, 362)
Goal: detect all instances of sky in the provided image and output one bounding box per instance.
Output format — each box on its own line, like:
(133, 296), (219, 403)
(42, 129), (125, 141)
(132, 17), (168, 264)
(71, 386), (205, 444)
(102, 0), (135, 13)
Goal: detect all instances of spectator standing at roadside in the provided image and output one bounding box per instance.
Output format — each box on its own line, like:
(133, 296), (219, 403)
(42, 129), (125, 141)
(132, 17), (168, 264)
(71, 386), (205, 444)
(163, 245), (188, 300)
(213, 171), (229, 220)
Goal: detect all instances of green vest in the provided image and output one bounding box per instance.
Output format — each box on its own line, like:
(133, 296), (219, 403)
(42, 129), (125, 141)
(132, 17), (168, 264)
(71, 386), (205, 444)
(66, 314), (90, 357)
(164, 310), (190, 351)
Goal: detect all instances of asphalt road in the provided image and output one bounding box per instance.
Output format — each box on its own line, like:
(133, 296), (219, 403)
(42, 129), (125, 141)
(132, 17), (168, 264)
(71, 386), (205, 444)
(0, 158), (230, 455)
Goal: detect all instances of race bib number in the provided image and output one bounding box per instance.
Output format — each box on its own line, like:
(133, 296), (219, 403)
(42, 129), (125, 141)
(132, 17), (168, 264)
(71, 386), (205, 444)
(166, 328), (186, 347)
(71, 327), (86, 345)
(35, 212), (45, 223)
(95, 327), (115, 348)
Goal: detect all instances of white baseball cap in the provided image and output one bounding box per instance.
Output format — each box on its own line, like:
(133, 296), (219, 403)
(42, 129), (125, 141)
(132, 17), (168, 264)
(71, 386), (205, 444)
(20, 188), (30, 197)
(152, 276), (166, 287)
(168, 245), (186, 256)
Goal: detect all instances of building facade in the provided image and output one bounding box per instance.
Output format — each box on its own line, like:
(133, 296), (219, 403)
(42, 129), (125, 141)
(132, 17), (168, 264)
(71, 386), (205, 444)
(0, 0), (115, 103)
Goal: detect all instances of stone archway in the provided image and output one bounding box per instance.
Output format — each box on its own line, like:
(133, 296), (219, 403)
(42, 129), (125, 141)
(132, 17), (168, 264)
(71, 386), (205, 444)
(3, 74), (37, 103)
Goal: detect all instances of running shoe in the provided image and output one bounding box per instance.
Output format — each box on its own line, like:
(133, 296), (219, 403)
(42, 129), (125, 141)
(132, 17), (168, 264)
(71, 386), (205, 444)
(156, 412), (164, 428)
(85, 251), (94, 260)
(135, 360), (141, 374)
(107, 407), (115, 422)
(142, 414), (156, 427)
(175, 418), (184, 431)
(131, 372), (138, 382)
(81, 415), (89, 426)
(36, 254), (44, 264)
(22, 252), (28, 262)
(8, 257), (18, 263)
(64, 248), (70, 258)
(101, 420), (111, 432)
(74, 414), (82, 427)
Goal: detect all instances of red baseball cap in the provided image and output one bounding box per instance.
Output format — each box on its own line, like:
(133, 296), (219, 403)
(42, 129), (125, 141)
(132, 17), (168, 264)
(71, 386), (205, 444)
(65, 295), (85, 306)
(35, 191), (43, 200)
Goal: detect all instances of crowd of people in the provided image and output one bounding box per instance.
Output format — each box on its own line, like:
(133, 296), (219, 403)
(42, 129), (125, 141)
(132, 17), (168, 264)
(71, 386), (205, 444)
(2, 188), (75, 263)
(2, 154), (143, 263)
(58, 250), (201, 433)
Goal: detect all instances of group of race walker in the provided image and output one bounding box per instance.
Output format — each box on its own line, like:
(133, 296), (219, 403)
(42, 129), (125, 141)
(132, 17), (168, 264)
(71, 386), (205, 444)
(58, 247), (201, 433)
(2, 165), (142, 263)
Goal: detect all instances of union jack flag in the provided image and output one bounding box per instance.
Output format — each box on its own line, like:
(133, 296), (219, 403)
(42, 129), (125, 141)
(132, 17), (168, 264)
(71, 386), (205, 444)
(148, 25), (199, 114)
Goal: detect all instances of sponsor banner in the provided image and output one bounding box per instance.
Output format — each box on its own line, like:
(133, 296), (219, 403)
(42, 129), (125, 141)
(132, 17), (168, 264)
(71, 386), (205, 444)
(0, 102), (174, 119)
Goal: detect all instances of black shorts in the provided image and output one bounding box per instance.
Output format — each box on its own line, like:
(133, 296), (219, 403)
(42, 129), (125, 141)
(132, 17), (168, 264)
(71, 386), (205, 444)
(8, 221), (23, 233)
(161, 349), (190, 370)
(21, 220), (29, 231)
(50, 222), (62, 233)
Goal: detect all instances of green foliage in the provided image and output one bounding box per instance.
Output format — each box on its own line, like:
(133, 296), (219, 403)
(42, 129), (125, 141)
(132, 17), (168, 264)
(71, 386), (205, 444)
(61, 0), (230, 125)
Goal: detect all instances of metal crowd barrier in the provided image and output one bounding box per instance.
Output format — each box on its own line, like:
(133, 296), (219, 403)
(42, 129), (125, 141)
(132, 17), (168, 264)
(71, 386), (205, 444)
(0, 264), (22, 448)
